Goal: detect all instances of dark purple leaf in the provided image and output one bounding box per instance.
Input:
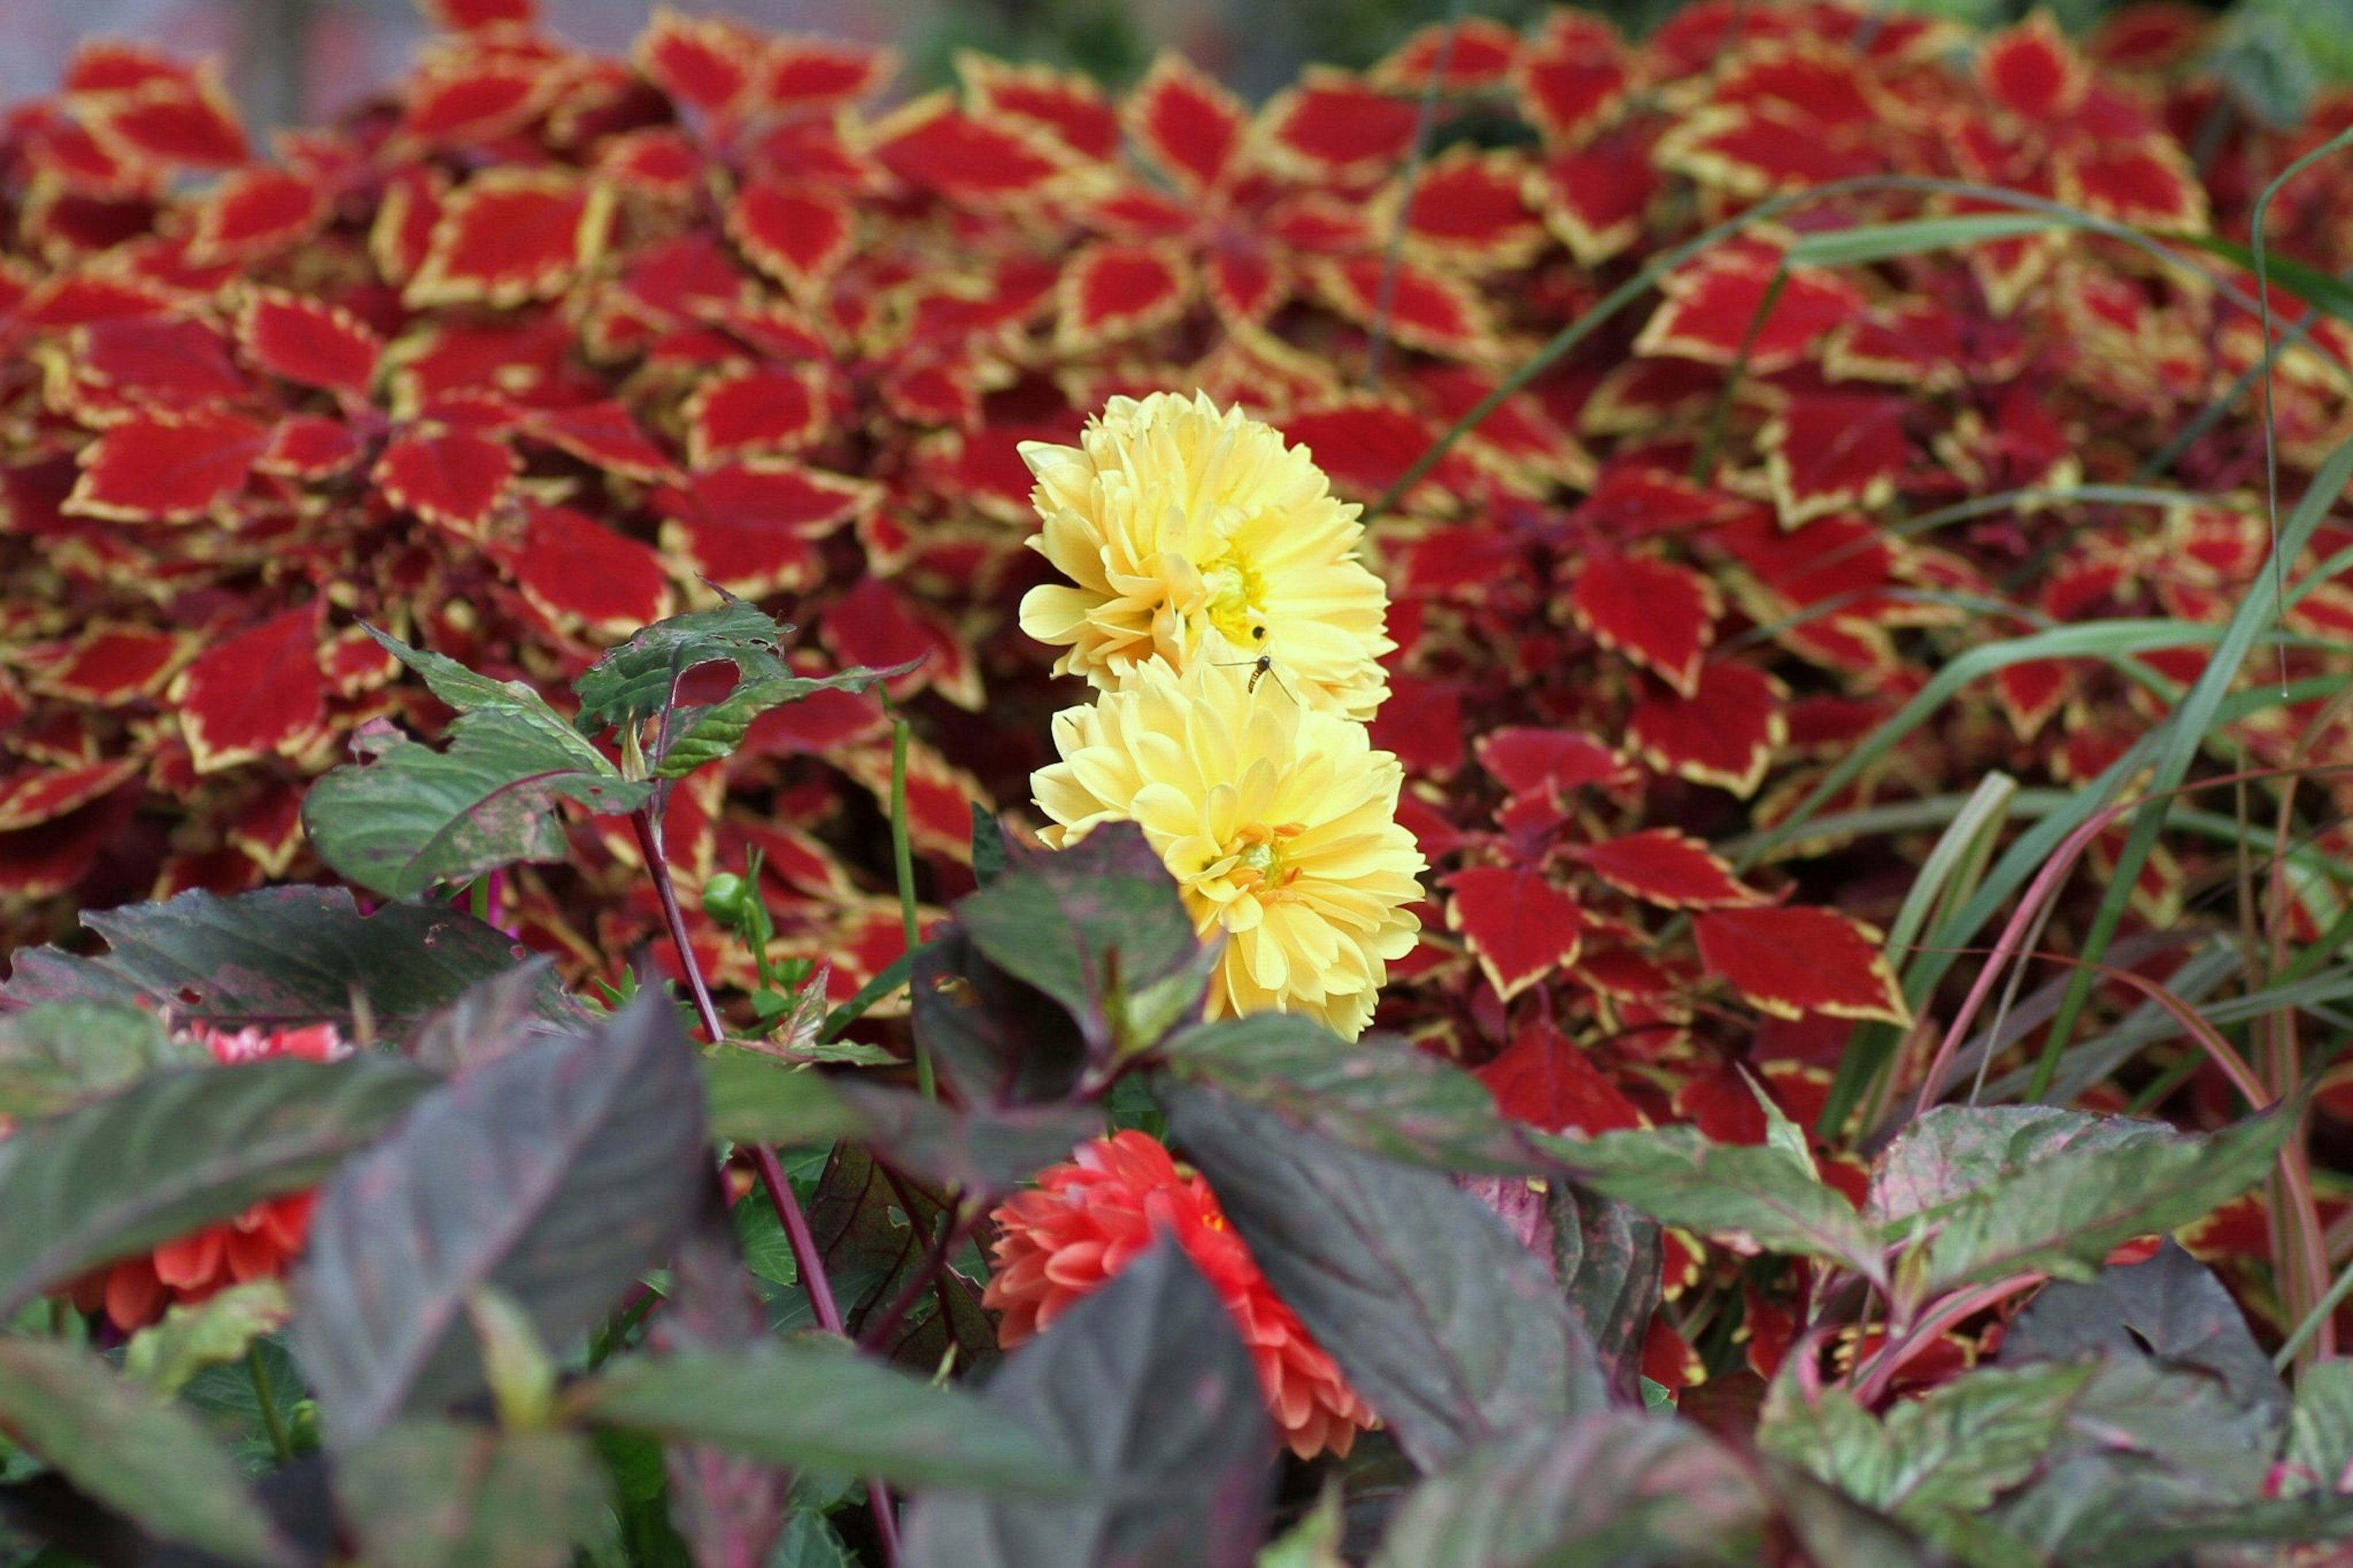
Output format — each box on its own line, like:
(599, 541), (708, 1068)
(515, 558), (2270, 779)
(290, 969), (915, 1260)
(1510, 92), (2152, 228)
(291, 991), (705, 1447)
(833, 1080), (1100, 1195)
(903, 1241), (1276, 1568)
(909, 931), (1086, 1108)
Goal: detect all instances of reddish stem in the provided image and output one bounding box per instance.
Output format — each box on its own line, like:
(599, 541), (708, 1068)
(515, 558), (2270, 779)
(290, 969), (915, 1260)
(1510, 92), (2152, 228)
(632, 807), (901, 1567)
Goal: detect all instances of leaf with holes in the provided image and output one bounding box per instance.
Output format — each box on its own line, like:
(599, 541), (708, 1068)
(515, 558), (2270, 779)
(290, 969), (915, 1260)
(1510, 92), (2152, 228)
(0, 1055), (432, 1318)
(654, 661), (922, 779)
(570, 594), (793, 738)
(1694, 906), (1908, 1025)
(1443, 866), (1584, 1002)
(292, 991), (704, 1447)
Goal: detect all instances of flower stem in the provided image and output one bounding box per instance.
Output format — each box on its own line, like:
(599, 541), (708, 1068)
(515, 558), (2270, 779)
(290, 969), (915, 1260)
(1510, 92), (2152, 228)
(887, 712), (934, 1103)
(631, 807), (900, 1567)
(248, 1346), (294, 1464)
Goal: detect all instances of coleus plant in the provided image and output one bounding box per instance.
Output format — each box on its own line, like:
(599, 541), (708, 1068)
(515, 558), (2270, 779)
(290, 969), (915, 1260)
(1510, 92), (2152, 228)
(0, 595), (2349, 1567)
(3, 0), (2353, 1531)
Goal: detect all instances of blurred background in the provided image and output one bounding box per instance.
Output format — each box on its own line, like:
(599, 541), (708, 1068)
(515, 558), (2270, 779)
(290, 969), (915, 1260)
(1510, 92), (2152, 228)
(4, 0), (2347, 130)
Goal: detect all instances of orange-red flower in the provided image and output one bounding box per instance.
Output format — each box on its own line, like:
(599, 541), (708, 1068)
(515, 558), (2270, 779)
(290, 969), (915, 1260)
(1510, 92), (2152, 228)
(982, 1129), (1374, 1459)
(66, 1022), (344, 1333)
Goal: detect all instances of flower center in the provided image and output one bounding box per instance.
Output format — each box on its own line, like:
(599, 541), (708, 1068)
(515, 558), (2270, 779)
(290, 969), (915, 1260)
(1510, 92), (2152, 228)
(1227, 821), (1305, 896)
(1200, 550), (1268, 648)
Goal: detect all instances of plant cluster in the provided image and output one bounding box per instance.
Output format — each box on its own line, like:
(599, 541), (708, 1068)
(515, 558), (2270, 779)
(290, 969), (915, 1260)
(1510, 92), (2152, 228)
(4, 0), (2353, 1561)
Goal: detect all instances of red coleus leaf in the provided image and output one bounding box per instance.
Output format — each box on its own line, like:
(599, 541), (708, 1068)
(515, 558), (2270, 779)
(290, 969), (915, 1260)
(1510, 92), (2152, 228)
(83, 77), (249, 169)
(522, 401), (677, 483)
(1569, 548), (1720, 697)
(1566, 828), (1765, 910)
(503, 502), (673, 635)
(1203, 244), (1289, 329)
(1476, 1017), (1643, 1136)
(1693, 905), (1908, 1025)
(1994, 659), (2071, 743)
(399, 56), (553, 148)
(1370, 675), (1464, 779)
(0, 790), (138, 901)
(372, 427), (517, 536)
(1634, 249), (1865, 373)
(66, 408), (269, 523)
(1056, 241), (1190, 348)
(23, 624), (188, 705)
(1403, 149), (1543, 267)
(1626, 661), (1785, 798)
(1476, 728), (1635, 798)
(0, 757), (145, 832)
(188, 167), (327, 264)
(1514, 13), (1630, 148)
(1657, 108), (1884, 198)
(2071, 140), (2205, 229)
(174, 603), (327, 774)
(257, 415), (364, 480)
(1443, 865), (1585, 1002)
(1260, 68), (1419, 184)
(822, 578), (978, 710)
(636, 9), (757, 116)
(727, 181), (855, 300)
(1314, 257), (1496, 361)
(656, 460), (874, 595)
(1760, 393), (1909, 526)
(406, 169), (610, 308)
(1373, 17), (1523, 91)
(74, 316), (251, 406)
(1713, 507), (1902, 623)
(763, 35), (895, 110)
(866, 94), (1076, 208)
(1979, 13), (2086, 121)
(238, 290), (383, 401)
(1124, 51), (1246, 195)
(421, 0), (537, 30)
(684, 365), (826, 468)
(961, 56), (1121, 162)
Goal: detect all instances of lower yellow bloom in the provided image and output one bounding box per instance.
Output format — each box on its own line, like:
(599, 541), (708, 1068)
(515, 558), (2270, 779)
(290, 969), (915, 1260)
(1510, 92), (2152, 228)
(1032, 656), (1425, 1039)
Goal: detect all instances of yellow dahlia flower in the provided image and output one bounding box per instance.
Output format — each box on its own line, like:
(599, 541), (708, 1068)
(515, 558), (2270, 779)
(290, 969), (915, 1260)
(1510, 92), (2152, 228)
(1032, 656), (1425, 1039)
(1017, 390), (1395, 722)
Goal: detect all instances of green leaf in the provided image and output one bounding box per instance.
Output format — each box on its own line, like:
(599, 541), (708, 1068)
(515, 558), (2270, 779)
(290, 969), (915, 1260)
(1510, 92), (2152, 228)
(336, 1421), (613, 1568)
(124, 1280), (291, 1397)
(0, 1337), (292, 1566)
(1784, 213), (2080, 269)
(1254, 1488), (1344, 1568)
(2284, 1361), (2353, 1496)
(2066, 1496), (2353, 1567)
(769, 1509), (858, 1568)
(1371, 1415), (1767, 1567)
(1762, 1366), (2090, 1555)
(302, 703), (651, 900)
(293, 991), (707, 1447)
(574, 1345), (1075, 1495)
(0, 1055), (433, 1318)
(0, 1001), (197, 1118)
(655, 662), (923, 778)
(1165, 1085), (1602, 1472)
(1154, 1015), (1534, 1173)
(1868, 1105), (2181, 1230)
(570, 596), (794, 738)
(0, 885), (586, 1043)
(1534, 1124), (1886, 1287)
(702, 1047), (867, 1148)
(970, 803), (1009, 887)
(1548, 1180), (1664, 1406)
(956, 822), (1207, 1055)
(361, 623), (584, 741)
(1920, 1100), (2295, 1295)
(832, 1081), (1101, 1194)
(903, 1242), (1274, 1567)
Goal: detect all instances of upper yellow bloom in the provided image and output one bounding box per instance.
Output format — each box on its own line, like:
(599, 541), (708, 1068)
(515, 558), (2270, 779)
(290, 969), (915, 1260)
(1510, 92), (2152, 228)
(1016, 390), (1394, 722)
(1033, 655), (1425, 1039)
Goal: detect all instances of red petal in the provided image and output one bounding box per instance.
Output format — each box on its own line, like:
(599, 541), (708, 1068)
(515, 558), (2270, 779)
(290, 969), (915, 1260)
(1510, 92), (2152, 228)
(1694, 906), (1908, 1024)
(1442, 865), (1585, 1002)
(1626, 661), (1784, 798)
(176, 604), (326, 773)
